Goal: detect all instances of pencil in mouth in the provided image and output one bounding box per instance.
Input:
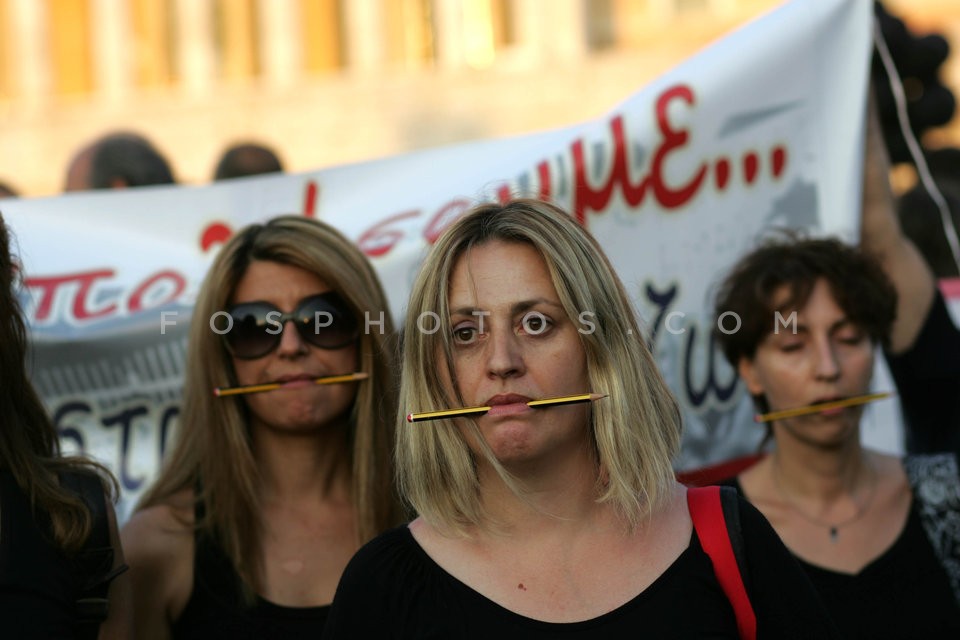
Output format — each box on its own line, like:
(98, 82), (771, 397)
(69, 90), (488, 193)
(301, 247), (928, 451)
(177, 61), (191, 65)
(406, 392), (607, 423)
(754, 391), (892, 423)
(214, 372), (369, 397)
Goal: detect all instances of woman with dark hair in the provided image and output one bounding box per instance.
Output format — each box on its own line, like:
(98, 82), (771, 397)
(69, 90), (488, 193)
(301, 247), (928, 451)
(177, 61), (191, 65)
(710, 93), (960, 636)
(0, 214), (131, 639)
(714, 234), (960, 637)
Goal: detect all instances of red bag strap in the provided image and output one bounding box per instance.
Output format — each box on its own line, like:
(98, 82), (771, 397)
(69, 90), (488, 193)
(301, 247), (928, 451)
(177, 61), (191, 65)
(687, 486), (757, 640)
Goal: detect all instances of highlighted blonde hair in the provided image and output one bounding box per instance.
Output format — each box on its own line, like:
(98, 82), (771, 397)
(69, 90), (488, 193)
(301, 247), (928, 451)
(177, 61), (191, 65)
(397, 199), (681, 535)
(138, 215), (401, 593)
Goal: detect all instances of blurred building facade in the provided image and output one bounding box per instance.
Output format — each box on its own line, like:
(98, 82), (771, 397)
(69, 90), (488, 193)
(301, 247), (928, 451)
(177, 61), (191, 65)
(0, 0), (956, 195)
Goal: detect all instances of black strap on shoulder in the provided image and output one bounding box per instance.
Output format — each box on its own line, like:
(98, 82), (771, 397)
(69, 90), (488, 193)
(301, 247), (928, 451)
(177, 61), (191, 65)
(59, 470), (124, 640)
(718, 485), (752, 596)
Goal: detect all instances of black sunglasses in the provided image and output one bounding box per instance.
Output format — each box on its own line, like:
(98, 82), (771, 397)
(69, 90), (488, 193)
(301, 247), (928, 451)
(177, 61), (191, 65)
(220, 292), (359, 359)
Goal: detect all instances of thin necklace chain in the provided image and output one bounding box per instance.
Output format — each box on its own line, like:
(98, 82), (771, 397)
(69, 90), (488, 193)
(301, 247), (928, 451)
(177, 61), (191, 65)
(772, 455), (878, 543)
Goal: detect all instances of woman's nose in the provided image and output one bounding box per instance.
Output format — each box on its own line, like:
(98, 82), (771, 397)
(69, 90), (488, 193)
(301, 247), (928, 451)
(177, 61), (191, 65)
(485, 329), (525, 379)
(813, 340), (841, 381)
(275, 320), (308, 357)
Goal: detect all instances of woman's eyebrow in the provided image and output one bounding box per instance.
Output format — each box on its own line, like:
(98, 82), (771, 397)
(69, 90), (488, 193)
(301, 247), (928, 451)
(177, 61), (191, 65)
(511, 298), (563, 314)
(450, 305), (482, 317)
(449, 298), (563, 317)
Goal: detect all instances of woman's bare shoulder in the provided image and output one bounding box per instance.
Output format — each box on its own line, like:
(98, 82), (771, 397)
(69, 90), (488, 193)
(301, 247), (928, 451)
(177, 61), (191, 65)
(122, 489), (195, 549)
(120, 488), (196, 633)
(120, 489), (195, 589)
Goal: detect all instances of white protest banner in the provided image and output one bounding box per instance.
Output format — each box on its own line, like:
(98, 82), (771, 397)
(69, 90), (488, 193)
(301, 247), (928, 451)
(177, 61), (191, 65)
(2, 0), (874, 517)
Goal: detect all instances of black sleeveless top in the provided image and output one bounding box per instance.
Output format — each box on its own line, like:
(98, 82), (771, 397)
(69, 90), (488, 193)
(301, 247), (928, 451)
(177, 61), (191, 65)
(0, 470), (86, 639)
(172, 501), (329, 639)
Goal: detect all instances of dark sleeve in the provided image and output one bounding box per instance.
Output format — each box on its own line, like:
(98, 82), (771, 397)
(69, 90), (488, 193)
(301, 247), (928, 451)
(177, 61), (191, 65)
(60, 470), (126, 588)
(322, 526), (456, 640)
(736, 496), (844, 640)
(885, 290), (960, 457)
(322, 535), (403, 639)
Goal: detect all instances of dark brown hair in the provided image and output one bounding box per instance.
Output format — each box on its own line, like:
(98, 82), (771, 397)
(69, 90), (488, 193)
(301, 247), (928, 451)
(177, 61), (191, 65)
(0, 214), (117, 552)
(713, 234), (897, 369)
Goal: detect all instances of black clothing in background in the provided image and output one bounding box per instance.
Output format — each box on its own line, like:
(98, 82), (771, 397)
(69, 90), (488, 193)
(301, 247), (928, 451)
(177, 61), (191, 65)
(0, 470), (85, 639)
(172, 502), (329, 640)
(726, 476), (960, 639)
(886, 290), (960, 458)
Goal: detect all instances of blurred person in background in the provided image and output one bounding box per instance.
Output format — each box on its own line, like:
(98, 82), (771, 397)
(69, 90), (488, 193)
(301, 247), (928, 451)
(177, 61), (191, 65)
(64, 132), (175, 192)
(0, 180), (19, 199)
(213, 142), (284, 181)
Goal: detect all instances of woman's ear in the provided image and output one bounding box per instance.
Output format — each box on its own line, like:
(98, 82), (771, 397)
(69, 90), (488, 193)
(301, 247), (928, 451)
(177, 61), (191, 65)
(737, 357), (765, 396)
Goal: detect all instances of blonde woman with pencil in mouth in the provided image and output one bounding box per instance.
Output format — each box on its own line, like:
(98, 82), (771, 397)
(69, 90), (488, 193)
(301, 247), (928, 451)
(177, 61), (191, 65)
(121, 216), (402, 639)
(323, 199), (839, 639)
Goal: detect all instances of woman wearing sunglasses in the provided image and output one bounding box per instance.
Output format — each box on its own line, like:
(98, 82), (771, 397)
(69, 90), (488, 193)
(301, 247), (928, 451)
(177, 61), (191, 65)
(323, 199), (839, 639)
(122, 216), (402, 639)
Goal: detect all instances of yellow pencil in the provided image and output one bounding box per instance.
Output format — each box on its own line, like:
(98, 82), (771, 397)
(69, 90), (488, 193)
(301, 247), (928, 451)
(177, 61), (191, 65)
(214, 372), (369, 397)
(406, 392), (607, 423)
(754, 391), (893, 423)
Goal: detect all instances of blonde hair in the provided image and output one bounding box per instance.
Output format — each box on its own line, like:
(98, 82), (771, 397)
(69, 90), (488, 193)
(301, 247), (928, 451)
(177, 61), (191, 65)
(138, 215), (401, 592)
(397, 199), (681, 535)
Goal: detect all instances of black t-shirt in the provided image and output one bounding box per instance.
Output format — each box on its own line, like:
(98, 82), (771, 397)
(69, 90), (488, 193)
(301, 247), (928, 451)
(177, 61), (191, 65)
(726, 476), (960, 639)
(322, 496), (840, 639)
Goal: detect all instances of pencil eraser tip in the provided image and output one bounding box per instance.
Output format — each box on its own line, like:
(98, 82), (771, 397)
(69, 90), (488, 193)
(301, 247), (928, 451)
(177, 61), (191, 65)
(213, 388), (221, 397)
(406, 414), (414, 423)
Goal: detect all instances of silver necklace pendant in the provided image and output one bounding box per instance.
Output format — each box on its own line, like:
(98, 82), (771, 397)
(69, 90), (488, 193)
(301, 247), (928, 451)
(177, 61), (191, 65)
(772, 454), (879, 547)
